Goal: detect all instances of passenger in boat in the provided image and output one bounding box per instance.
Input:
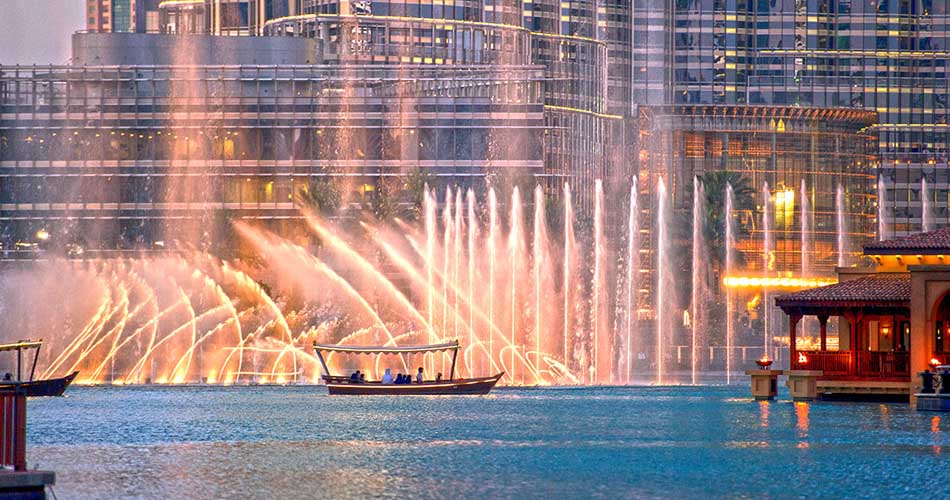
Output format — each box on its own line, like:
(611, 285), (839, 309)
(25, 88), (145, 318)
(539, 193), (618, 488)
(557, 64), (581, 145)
(396, 373), (405, 384)
(436, 372), (442, 382)
(2, 373), (10, 382)
(382, 368), (394, 384)
(359, 372), (366, 383)
(416, 367), (424, 384)
(350, 370), (360, 383)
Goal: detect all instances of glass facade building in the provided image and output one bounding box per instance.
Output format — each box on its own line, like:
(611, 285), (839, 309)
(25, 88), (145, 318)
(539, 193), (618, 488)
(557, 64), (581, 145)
(0, 60), (547, 256)
(635, 0), (950, 239)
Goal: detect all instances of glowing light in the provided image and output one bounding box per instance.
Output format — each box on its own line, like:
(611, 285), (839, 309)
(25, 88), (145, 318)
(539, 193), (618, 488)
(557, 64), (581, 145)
(35, 229), (50, 241)
(798, 352), (808, 364)
(722, 276), (837, 289)
(747, 294), (761, 312)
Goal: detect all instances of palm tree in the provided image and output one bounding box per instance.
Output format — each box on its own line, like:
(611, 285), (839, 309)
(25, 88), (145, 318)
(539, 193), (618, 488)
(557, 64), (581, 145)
(368, 177), (396, 222)
(694, 171), (756, 273)
(297, 176), (342, 217)
(402, 167), (436, 221)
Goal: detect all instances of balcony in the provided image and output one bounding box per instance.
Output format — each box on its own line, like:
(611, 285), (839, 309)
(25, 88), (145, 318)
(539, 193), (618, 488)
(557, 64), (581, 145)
(792, 350), (909, 381)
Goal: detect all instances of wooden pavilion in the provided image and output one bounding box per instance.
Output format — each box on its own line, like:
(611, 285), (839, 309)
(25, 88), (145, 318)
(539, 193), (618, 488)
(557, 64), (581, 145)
(775, 227), (950, 401)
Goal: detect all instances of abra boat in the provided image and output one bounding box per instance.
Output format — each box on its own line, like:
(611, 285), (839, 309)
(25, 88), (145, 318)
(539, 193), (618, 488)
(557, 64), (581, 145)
(0, 340), (78, 397)
(312, 340), (503, 395)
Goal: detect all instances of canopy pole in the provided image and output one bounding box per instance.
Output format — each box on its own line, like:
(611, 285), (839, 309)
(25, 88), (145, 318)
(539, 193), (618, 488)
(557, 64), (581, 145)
(29, 343), (40, 382)
(314, 349), (330, 381)
(449, 347), (458, 381)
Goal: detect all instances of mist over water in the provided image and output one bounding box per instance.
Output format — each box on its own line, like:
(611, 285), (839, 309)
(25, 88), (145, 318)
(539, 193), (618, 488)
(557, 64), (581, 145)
(1, 174), (873, 386)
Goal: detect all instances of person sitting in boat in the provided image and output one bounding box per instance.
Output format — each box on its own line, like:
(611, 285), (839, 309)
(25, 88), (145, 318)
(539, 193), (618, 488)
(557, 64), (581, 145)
(416, 367), (424, 384)
(359, 372), (366, 383)
(350, 370), (360, 383)
(2, 373), (10, 382)
(382, 368), (394, 384)
(436, 372), (442, 382)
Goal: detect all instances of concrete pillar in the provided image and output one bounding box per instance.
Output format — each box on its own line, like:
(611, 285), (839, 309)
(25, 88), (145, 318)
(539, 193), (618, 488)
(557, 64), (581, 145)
(745, 369), (782, 401)
(785, 370), (823, 401)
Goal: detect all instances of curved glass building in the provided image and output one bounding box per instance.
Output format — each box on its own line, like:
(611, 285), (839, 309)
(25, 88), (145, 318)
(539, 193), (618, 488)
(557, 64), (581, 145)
(0, 0), (624, 255)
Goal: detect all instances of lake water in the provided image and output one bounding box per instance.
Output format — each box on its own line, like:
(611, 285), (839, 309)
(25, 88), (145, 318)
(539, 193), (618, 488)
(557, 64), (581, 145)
(27, 385), (950, 499)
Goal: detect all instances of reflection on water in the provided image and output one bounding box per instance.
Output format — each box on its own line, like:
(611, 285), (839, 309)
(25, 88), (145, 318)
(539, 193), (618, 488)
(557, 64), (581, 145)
(795, 402), (809, 449)
(933, 416), (941, 455)
(27, 386), (950, 499)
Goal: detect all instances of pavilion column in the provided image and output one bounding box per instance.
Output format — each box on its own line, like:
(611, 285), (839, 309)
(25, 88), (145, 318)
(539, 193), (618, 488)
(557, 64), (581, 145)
(789, 313), (802, 369)
(818, 314), (829, 351)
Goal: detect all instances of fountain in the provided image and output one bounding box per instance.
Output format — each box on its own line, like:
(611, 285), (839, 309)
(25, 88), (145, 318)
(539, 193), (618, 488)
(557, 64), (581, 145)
(562, 183), (577, 378)
(10, 169), (851, 387)
(627, 178), (640, 384)
(762, 183), (772, 356)
(725, 184), (735, 384)
(487, 187), (498, 376)
(508, 187), (524, 383)
(799, 180), (810, 344)
(592, 179), (608, 384)
(655, 178), (670, 385)
(691, 177), (705, 384)
(800, 179), (809, 279)
(878, 176), (889, 240)
(836, 184), (848, 268)
(922, 177), (934, 232)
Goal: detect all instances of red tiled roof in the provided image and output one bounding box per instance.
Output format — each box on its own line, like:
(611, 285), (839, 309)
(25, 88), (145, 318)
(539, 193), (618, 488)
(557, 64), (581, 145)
(774, 274), (910, 308)
(864, 227), (950, 255)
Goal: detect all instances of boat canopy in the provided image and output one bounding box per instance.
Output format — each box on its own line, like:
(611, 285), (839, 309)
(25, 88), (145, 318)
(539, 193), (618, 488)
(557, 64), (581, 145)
(0, 341), (42, 352)
(312, 340), (459, 355)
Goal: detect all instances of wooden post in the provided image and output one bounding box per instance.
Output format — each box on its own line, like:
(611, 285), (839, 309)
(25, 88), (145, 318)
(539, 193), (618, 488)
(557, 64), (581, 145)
(313, 348), (330, 381)
(13, 393), (24, 471)
(0, 392), (27, 471)
(29, 345), (40, 382)
(818, 314), (828, 351)
(789, 313), (802, 369)
(449, 347), (458, 381)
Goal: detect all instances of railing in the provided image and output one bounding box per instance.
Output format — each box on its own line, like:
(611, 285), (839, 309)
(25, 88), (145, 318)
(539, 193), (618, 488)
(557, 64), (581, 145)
(856, 351), (910, 379)
(0, 391), (26, 470)
(793, 350), (851, 376)
(793, 350), (910, 380)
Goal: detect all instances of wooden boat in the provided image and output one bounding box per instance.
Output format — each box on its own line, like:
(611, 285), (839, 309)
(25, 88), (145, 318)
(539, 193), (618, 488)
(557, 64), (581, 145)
(0, 340), (78, 397)
(313, 340), (504, 396)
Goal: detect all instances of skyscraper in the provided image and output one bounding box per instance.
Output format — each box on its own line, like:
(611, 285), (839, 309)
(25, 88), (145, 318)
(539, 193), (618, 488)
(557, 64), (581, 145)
(86, 0), (161, 33)
(634, 0), (950, 239)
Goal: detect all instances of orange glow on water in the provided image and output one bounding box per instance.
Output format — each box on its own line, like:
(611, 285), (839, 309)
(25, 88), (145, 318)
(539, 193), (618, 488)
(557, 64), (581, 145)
(795, 402), (810, 432)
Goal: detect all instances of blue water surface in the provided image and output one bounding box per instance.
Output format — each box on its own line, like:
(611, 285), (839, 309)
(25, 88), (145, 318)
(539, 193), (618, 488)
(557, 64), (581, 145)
(26, 385), (950, 499)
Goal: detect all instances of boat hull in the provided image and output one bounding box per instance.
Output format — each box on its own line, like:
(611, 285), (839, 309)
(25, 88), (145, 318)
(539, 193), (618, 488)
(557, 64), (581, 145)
(0, 371), (79, 397)
(326, 373), (503, 395)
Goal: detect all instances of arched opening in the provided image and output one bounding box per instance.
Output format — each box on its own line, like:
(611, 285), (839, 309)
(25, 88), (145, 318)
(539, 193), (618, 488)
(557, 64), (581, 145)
(931, 290), (950, 357)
